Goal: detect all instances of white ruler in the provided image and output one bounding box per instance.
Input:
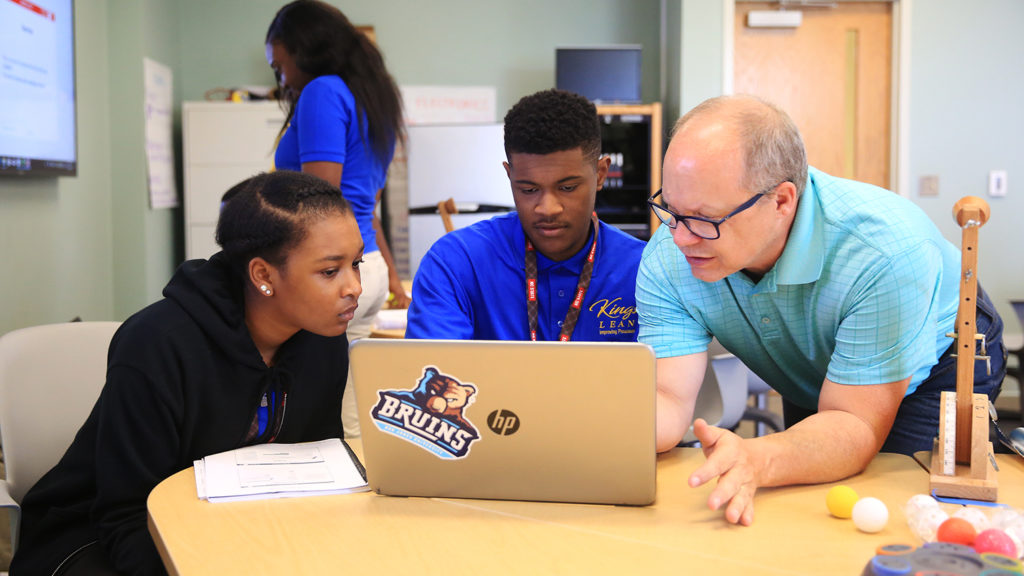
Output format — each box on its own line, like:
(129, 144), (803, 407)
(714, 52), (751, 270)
(941, 393), (957, 475)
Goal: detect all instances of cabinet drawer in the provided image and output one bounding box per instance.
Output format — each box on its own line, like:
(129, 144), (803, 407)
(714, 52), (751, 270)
(183, 102), (284, 164)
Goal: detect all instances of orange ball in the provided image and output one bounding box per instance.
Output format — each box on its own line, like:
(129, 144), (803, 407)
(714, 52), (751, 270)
(936, 517), (977, 546)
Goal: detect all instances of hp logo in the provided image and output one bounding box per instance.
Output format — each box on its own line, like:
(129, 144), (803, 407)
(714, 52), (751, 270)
(487, 409), (520, 435)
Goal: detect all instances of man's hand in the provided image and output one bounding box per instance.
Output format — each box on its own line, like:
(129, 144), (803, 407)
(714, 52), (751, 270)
(688, 418), (760, 526)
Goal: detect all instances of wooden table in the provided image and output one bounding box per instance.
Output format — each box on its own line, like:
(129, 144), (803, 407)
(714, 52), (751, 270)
(367, 326), (405, 339)
(148, 445), (1024, 576)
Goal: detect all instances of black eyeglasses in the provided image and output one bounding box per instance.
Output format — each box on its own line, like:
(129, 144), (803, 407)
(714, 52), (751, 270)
(647, 182), (786, 240)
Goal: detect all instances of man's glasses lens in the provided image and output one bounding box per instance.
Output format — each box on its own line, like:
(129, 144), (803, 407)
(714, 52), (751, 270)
(682, 219), (718, 239)
(650, 203), (719, 239)
(651, 203), (675, 227)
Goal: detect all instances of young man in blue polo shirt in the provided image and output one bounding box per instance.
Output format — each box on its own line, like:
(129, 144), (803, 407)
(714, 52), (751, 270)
(639, 95), (1004, 525)
(406, 89), (645, 342)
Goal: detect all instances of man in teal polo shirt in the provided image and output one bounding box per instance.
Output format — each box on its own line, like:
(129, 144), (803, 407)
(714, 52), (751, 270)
(638, 95), (1004, 526)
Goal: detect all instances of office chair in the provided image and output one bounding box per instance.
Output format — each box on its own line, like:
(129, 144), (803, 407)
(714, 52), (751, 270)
(438, 198), (458, 233)
(680, 352), (751, 445)
(1001, 300), (1024, 421)
(680, 340), (784, 446)
(0, 321), (119, 553)
(743, 372), (784, 437)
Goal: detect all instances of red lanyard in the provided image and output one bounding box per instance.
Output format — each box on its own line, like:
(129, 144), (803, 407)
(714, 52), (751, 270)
(525, 213), (599, 342)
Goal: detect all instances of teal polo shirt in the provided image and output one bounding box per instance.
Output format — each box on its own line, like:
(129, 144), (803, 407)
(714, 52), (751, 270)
(636, 167), (961, 409)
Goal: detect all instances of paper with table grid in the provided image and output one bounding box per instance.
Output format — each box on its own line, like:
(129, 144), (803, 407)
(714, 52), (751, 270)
(194, 438), (368, 502)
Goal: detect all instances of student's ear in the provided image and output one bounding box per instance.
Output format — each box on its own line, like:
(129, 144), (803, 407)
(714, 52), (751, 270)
(503, 160), (512, 182)
(595, 155), (611, 190)
(248, 257), (275, 295)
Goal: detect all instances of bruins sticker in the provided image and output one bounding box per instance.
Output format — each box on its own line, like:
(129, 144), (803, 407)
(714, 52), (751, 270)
(370, 366), (480, 459)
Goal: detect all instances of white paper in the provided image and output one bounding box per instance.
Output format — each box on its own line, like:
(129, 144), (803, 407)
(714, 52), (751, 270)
(400, 85), (496, 125)
(143, 57), (178, 208)
(196, 439), (367, 503)
(373, 308), (408, 331)
(193, 459), (206, 499)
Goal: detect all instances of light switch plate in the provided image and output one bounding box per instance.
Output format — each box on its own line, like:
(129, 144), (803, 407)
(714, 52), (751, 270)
(989, 170), (1008, 197)
(920, 175), (939, 197)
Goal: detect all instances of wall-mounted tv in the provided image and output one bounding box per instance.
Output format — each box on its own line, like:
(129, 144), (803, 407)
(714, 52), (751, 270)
(555, 45), (642, 105)
(0, 0), (77, 177)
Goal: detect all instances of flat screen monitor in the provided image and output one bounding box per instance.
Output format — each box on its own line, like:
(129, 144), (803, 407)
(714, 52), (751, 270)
(0, 0), (77, 177)
(555, 45), (642, 104)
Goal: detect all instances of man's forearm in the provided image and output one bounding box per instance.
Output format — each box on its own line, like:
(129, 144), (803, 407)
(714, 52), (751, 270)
(745, 409), (880, 488)
(656, 388), (695, 453)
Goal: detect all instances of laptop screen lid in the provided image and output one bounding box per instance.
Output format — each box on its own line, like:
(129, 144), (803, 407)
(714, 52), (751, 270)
(350, 339), (656, 506)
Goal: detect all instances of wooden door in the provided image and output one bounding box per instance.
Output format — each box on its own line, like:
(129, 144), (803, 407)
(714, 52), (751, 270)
(734, 2), (892, 187)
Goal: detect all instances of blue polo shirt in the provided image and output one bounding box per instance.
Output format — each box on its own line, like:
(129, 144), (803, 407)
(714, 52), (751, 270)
(274, 75), (393, 254)
(407, 212), (645, 342)
(637, 167), (961, 409)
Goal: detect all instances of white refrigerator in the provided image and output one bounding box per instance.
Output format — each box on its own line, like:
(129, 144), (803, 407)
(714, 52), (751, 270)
(406, 123), (513, 276)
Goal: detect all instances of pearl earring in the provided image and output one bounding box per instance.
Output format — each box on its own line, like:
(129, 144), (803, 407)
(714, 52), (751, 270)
(260, 284), (273, 296)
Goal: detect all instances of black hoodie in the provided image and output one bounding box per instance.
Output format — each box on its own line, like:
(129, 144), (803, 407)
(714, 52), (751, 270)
(11, 253), (348, 575)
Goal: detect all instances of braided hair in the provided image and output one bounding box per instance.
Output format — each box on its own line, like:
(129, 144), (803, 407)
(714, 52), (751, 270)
(503, 89), (601, 164)
(216, 171), (352, 274)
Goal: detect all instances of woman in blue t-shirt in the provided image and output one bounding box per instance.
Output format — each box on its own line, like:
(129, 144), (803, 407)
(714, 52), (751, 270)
(265, 0), (406, 436)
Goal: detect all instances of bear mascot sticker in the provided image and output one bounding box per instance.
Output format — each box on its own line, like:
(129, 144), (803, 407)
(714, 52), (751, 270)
(370, 366), (480, 459)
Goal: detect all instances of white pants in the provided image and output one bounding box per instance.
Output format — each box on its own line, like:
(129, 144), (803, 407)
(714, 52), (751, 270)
(342, 250), (389, 437)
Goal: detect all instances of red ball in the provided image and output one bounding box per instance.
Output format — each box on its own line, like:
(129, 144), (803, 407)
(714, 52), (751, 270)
(936, 517), (977, 546)
(974, 528), (1017, 557)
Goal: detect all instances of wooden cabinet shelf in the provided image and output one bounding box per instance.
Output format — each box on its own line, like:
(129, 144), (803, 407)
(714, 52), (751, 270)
(596, 103), (662, 239)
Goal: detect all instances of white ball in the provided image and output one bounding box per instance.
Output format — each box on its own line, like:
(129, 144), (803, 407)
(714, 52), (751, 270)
(952, 506), (991, 532)
(904, 494), (939, 519)
(1004, 521), (1024, 559)
(990, 508), (1022, 530)
(1005, 529), (1024, 560)
(853, 497), (889, 533)
(910, 507), (949, 542)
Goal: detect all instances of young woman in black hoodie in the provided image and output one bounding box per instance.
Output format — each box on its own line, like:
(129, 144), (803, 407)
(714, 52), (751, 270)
(11, 171), (363, 575)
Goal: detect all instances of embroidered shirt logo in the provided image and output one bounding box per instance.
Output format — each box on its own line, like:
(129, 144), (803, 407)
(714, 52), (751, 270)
(370, 366), (480, 459)
(589, 297), (638, 337)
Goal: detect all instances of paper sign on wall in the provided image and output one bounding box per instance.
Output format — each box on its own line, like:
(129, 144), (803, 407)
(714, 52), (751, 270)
(400, 85), (497, 125)
(144, 57), (177, 209)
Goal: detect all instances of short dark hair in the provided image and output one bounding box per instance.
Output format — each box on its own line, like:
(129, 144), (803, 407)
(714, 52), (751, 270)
(503, 89), (601, 163)
(216, 171), (353, 274)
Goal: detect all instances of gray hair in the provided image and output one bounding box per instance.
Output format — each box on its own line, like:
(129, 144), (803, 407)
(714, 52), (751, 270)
(673, 95), (808, 196)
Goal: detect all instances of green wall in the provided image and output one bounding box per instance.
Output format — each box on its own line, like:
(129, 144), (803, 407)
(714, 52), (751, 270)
(0, 2), (115, 333)
(908, 0), (1024, 336)
(108, 0), (182, 321)
(0, 0), (181, 335)
(177, 0), (662, 115)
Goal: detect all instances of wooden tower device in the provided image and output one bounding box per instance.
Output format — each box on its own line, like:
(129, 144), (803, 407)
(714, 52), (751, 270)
(929, 196), (997, 501)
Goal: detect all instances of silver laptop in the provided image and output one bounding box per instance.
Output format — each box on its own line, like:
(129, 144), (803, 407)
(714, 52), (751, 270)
(350, 339), (656, 506)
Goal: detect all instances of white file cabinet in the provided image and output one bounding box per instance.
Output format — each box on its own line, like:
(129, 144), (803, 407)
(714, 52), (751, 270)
(182, 101), (286, 260)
